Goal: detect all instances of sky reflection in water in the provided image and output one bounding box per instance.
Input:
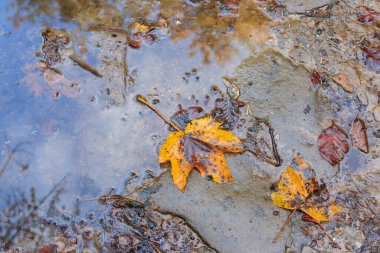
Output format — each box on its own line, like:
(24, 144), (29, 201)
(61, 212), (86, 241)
(0, 0), (270, 219)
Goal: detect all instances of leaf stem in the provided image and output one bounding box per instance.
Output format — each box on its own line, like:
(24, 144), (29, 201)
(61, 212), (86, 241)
(136, 95), (183, 133)
(273, 209), (297, 243)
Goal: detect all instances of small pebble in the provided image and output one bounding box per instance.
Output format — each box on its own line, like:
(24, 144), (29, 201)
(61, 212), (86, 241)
(373, 104), (380, 122)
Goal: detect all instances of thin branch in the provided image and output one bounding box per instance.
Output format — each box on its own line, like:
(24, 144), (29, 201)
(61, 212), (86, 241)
(69, 53), (103, 78)
(273, 209), (297, 243)
(245, 118), (282, 167)
(0, 142), (30, 178)
(136, 95), (183, 133)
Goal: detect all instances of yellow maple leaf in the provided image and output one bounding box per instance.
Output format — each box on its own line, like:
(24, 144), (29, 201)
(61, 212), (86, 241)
(159, 116), (244, 191)
(271, 156), (329, 222)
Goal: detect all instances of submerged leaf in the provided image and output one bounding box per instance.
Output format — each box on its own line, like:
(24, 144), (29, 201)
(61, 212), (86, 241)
(317, 124), (349, 166)
(212, 96), (241, 131)
(159, 116), (244, 191)
(170, 107), (205, 130)
(271, 156), (329, 222)
(350, 118), (369, 153)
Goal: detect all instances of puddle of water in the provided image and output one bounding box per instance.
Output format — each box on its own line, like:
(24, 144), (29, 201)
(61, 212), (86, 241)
(0, 0), (275, 250)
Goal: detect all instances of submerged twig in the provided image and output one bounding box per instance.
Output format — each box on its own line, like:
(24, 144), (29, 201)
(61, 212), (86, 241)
(4, 177), (65, 248)
(69, 53), (103, 78)
(136, 95), (183, 133)
(273, 209), (297, 243)
(0, 142), (31, 178)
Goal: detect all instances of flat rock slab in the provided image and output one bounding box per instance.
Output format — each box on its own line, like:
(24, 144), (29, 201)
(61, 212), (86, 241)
(283, 0), (332, 13)
(153, 158), (286, 253)
(153, 49), (336, 253)
(234, 48), (335, 176)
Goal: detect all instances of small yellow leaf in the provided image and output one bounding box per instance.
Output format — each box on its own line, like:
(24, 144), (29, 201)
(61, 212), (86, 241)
(302, 206), (329, 222)
(271, 156), (330, 222)
(271, 166), (308, 210)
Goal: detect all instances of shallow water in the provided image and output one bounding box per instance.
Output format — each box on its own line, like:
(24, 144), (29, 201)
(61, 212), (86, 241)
(0, 0), (263, 245)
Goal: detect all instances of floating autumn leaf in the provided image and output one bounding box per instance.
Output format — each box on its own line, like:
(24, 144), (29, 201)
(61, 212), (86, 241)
(350, 118), (369, 153)
(136, 95), (244, 191)
(159, 116), (244, 191)
(317, 124), (349, 166)
(271, 156), (336, 242)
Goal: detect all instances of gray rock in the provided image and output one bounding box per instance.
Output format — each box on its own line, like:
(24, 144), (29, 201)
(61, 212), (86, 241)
(283, 0), (332, 14)
(153, 49), (336, 253)
(233, 48), (335, 176)
(153, 161), (287, 253)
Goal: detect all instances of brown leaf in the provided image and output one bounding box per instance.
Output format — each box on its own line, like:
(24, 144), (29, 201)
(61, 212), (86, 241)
(361, 45), (380, 74)
(317, 124), (349, 166)
(357, 6), (379, 24)
(39, 244), (57, 253)
(350, 118), (369, 153)
(127, 38), (142, 49)
(310, 70), (323, 86)
(332, 73), (354, 93)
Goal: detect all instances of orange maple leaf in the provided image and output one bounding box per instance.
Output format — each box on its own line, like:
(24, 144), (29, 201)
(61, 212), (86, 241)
(159, 116), (244, 191)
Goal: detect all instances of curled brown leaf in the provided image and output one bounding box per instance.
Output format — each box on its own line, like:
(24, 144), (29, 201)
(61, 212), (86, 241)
(317, 124), (349, 166)
(350, 118), (369, 153)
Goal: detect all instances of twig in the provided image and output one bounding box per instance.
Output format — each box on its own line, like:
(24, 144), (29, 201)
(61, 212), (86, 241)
(136, 95), (183, 133)
(69, 53), (103, 78)
(268, 127), (282, 166)
(245, 118), (282, 167)
(150, 241), (163, 253)
(324, 231), (341, 249)
(4, 178), (65, 248)
(246, 148), (279, 167)
(273, 209), (297, 243)
(0, 142), (30, 178)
